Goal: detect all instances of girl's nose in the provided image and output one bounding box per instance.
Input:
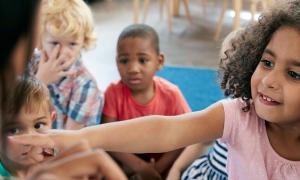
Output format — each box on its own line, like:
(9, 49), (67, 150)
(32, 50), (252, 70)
(261, 70), (280, 90)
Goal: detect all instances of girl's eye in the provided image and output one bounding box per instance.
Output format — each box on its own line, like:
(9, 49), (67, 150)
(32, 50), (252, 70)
(260, 59), (274, 69)
(288, 71), (300, 80)
(7, 128), (21, 135)
(34, 122), (47, 129)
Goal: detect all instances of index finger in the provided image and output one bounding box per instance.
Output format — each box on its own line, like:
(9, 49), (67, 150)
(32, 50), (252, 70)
(8, 134), (55, 149)
(49, 45), (60, 60)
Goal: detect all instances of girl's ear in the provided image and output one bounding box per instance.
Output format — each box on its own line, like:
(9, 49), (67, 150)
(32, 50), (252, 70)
(157, 53), (165, 71)
(50, 111), (56, 122)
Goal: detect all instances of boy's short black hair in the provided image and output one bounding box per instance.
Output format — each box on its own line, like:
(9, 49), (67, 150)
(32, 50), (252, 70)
(117, 24), (160, 54)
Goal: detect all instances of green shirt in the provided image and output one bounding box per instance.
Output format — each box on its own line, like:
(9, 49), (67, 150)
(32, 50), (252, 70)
(0, 162), (11, 177)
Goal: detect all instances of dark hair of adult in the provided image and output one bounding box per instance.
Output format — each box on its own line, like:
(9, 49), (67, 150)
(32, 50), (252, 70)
(0, 0), (41, 139)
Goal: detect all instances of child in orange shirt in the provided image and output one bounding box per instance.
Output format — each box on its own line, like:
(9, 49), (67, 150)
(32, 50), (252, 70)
(102, 24), (191, 179)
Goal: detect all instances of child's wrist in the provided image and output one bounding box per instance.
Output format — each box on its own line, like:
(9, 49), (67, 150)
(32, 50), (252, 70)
(35, 72), (49, 85)
(78, 128), (94, 148)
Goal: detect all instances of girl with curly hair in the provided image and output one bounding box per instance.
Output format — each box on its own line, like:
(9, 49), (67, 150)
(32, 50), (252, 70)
(13, 0), (300, 179)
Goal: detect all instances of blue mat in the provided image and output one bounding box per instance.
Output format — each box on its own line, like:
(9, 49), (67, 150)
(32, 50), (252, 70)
(157, 66), (225, 112)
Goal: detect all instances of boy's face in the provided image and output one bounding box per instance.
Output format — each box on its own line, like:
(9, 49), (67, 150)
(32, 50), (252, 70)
(41, 29), (84, 63)
(116, 37), (164, 93)
(3, 106), (53, 169)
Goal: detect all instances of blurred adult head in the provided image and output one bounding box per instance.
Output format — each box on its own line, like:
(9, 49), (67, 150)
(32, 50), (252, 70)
(0, 0), (41, 147)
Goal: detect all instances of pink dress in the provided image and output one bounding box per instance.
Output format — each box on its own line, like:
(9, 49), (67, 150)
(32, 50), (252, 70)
(221, 98), (300, 180)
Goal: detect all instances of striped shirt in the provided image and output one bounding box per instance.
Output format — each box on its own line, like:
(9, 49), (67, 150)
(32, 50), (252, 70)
(181, 140), (228, 180)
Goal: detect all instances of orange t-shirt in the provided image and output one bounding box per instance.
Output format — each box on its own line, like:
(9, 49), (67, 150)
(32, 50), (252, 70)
(103, 76), (191, 161)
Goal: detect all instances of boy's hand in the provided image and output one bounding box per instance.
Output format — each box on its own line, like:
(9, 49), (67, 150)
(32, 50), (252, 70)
(35, 45), (77, 85)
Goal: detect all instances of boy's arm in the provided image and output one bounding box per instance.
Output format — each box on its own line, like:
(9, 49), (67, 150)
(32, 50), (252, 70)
(153, 149), (183, 174)
(68, 75), (104, 129)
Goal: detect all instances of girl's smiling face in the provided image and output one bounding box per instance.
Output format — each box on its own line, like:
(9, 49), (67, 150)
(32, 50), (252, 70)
(251, 26), (300, 125)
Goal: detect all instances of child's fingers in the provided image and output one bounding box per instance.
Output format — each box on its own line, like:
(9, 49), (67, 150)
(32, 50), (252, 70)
(48, 45), (60, 60)
(54, 53), (68, 67)
(58, 69), (76, 78)
(8, 134), (55, 149)
(50, 140), (90, 161)
(59, 56), (76, 70)
(40, 51), (48, 64)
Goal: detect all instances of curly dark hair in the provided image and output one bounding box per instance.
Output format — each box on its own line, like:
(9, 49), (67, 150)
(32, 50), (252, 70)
(219, 0), (300, 111)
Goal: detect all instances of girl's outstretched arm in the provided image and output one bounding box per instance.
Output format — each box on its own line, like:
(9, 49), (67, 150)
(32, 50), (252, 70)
(82, 101), (225, 153)
(12, 101), (225, 154)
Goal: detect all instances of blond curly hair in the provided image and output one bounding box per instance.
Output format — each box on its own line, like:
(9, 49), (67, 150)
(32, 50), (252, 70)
(40, 0), (96, 50)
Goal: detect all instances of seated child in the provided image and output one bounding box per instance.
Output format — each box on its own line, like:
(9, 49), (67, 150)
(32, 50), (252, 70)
(0, 77), (55, 178)
(30, 0), (103, 130)
(102, 24), (191, 179)
(167, 28), (245, 180)
(12, 1), (300, 179)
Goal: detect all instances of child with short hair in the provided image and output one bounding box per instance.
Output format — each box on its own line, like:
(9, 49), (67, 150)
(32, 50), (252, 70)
(15, 1), (300, 179)
(0, 77), (55, 178)
(102, 24), (191, 179)
(30, 0), (103, 130)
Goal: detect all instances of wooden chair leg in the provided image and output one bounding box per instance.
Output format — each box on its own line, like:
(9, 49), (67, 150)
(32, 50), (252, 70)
(133, 0), (140, 23)
(167, 0), (174, 32)
(214, 0), (228, 41)
(183, 0), (192, 22)
(200, 0), (207, 14)
(160, 0), (165, 20)
(173, 0), (180, 16)
(250, 0), (257, 22)
(143, 0), (150, 23)
(232, 0), (241, 30)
